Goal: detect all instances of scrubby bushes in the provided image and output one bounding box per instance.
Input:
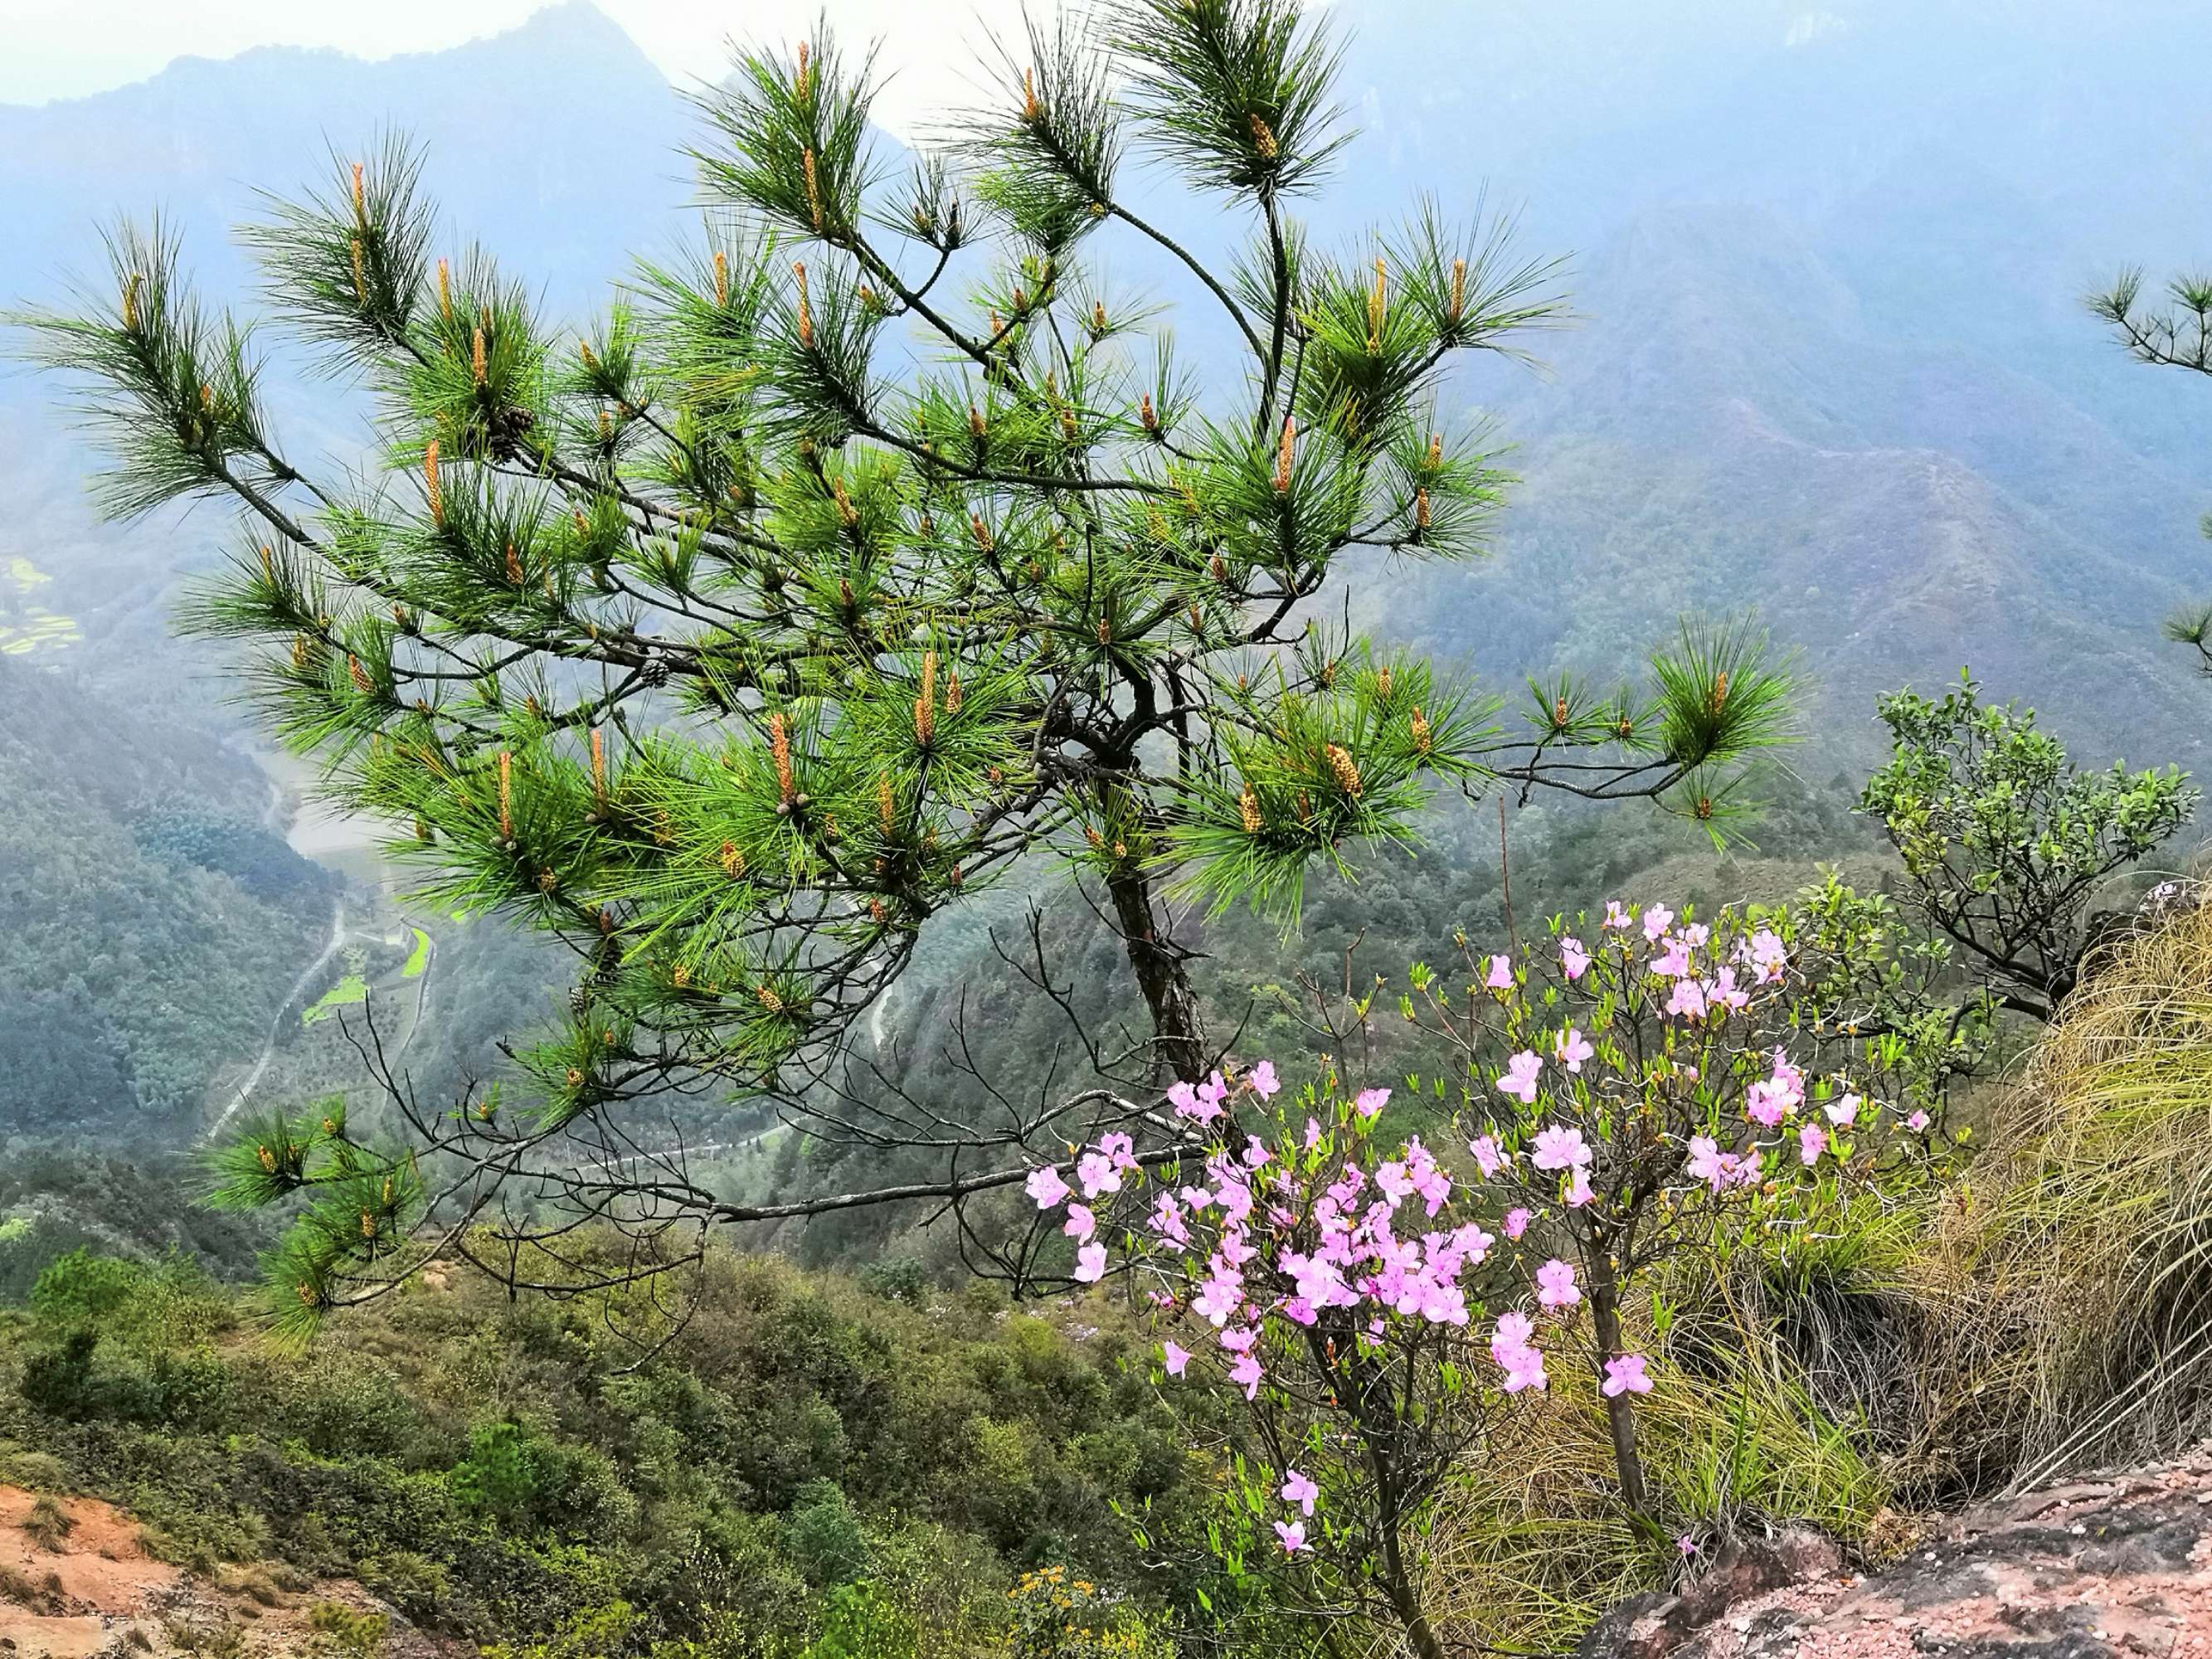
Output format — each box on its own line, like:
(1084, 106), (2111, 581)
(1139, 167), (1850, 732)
(0, 1249), (1198, 1653)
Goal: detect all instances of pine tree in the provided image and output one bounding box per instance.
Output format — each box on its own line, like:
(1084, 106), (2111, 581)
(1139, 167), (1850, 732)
(12, 0), (1792, 1325)
(2092, 265), (2212, 671)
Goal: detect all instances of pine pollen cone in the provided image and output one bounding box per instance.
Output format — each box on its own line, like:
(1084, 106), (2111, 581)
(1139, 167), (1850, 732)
(719, 840), (745, 878)
(793, 261), (813, 347)
(1410, 708), (1432, 752)
(497, 750), (513, 839)
(436, 257), (451, 321)
(350, 237), (367, 307)
(804, 149), (824, 233)
(1249, 113), (1278, 159)
(424, 440), (443, 525)
(471, 327), (487, 386)
(1275, 417), (1296, 492)
(1239, 786), (1263, 834)
(770, 711), (796, 802)
(1023, 68), (1040, 122)
(914, 651), (937, 746)
(713, 249), (729, 309)
(1325, 743), (1362, 797)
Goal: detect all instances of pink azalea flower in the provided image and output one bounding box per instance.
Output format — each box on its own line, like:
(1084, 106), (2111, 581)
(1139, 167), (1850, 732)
(1602, 1353), (1653, 1397)
(1305, 1117), (1324, 1151)
(1504, 1206), (1531, 1240)
(1602, 901), (1631, 931)
(1641, 902), (1675, 943)
(1651, 938), (1693, 979)
(1063, 1203), (1096, 1241)
(1552, 1026), (1596, 1073)
(1500, 1344), (1548, 1394)
(1536, 1258), (1581, 1309)
(1025, 1165), (1070, 1209)
(1167, 1076), (1226, 1124)
(1485, 954), (1514, 990)
(1563, 1168), (1595, 1209)
(1274, 1519), (1309, 1554)
(1492, 1310), (1535, 1354)
(1250, 1058), (1281, 1098)
(1242, 1135), (1272, 1170)
(1099, 1131), (1137, 1170)
(1798, 1121), (1826, 1166)
(1161, 1340), (1189, 1376)
(1354, 1087), (1392, 1119)
(1468, 1134), (1505, 1178)
(1075, 1151), (1122, 1198)
(1665, 977), (1709, 1022)
(1530, 1123), (1589, 1171)
(1281, 1469), (1320, 1516)
(1073, 1242), (1106, 1282)
(1498, 1051), (1544, 1105)
(1561, 937), (1591, 980)
(1229, 1351), (1264, 1399)
(1824, 1093), (1860, 1127)
(1907, 1110), (1931, 1132)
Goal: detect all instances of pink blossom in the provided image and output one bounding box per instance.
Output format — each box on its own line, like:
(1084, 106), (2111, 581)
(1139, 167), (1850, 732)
(1504, 1206), (1531, 1240)
(1305, 1117), (1324, 1150)
(1074, 1242), (1106, 1283)
(1552, 1026), (1596, 1073)
(1743, 927), (1787, 984)
(1492, 1310), (1535, 1354)
(1168, 1072), (1229, 1124)
(1242, 1135), (1272, 1170)
(1651, 937), (1693, 979)
(1025, 1165), (1070, 1209)
(1063, 1203), (1096, 1241)
(1907, 1110), (1931, 1132)
(1563, 1168), (1595, 1209)
(1642, 902), (1676, 943)
(1193, 1270), (1243, 1326)
(1354, 1087), (1392, 1119)
(1485, 954), (1514, 989)
(1498, 1051), (1544, 1104)
(1099, 1131), (1137, 1170)
(1602, 1353), (1653, 1397)
(1685, 1135), (1756, 1194)
(1824, 1093), (1860, 1126)
(1536, 1258), (1581, 1310)
(1162, 1340), (1189, 1376)
(1665, 977), (1709, 1022)
(1274, 1520), (1309, 1554)
(1075, 1151), (1123, 1198)
(1705, 966), (1750, 1011)
(1677, 1535), (1699, 1557)
(1281, 1469), (1320, 1516)
(1530, 1122), (1590, 1171)
(1468, 1134), (1505, 1178)
(1603, 901), (1631, 931)
(1562, 937), (1592, 980)
(1798, 1121), (1826, 1166)
(1228, 1351), (1264, 1399)
(1498, 1341), (1548, 1394)
(1250, 1058), (1281, 1098)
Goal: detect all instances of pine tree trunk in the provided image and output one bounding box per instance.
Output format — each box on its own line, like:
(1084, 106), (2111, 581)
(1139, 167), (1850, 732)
(1103, 861), (1208, 1084)
(1588, 1248), (1650, 1513)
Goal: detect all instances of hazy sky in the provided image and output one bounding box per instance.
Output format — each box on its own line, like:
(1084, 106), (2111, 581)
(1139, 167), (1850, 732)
(0, 0), (1047, 134)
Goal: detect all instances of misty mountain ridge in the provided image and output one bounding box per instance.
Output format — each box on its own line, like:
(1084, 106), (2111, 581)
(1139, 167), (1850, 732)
(5, 0), (2211, 1142)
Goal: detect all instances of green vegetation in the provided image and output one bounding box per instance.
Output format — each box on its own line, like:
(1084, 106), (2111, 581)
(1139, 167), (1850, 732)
(0, 1247), (1204, 1653)
(300, 975), (369, 1026)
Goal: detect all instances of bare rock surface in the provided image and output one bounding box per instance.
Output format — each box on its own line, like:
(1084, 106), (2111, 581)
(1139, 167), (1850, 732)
(1580, 1445), (2212, 1657)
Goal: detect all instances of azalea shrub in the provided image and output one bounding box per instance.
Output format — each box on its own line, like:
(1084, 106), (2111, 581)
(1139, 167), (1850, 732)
(1020, 900), (1928, 1659)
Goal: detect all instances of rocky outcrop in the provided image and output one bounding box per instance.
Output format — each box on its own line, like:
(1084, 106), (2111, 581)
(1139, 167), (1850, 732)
(1581, 1445), (2212, 1657)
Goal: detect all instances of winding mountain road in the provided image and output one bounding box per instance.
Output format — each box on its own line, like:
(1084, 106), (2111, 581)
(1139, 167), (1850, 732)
(202, 897), (351, 1142)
